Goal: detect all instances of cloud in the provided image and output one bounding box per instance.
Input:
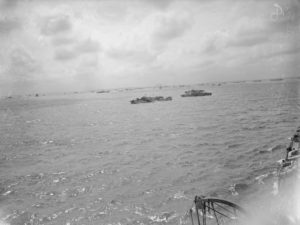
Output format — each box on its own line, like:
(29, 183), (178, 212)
(202, 31), (229, 54)
(0, 17), (21, 35)
(152, 13), (192, 45)
(225, 17), (271, 48)
(9, 48), (39, 77)
(40, 15), (72, 36)
(107, 47), (156, 63)
(1, 0), (297, 93)
(51, 37), (75, 46)
(73, 54), (101, 91)
(54, 48), (76, 61)
(144, 0), (220, 10)
(193, 59), (216, 70)
(96, 2), (129, 22)
(228, 35), (269, 47)
(76, 58), (99, 77)
(143, 0), (173, 10)
(263, 45), (300, 60)
(226, 42), (300, 67)
(75, 39), (101, 54)
(54, 39), (101, 61)
(1, 48), (42, 94)
(96, 0), (173, 22)
(0, 0), (19, 9)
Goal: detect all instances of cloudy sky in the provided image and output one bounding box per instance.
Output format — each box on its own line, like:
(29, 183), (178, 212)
(0, 0), (299, 95)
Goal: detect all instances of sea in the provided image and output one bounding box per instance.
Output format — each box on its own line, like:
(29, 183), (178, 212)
(0, 79), (300, 225)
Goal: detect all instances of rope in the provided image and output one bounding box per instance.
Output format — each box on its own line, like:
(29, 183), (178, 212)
(212, 202), (220, 225)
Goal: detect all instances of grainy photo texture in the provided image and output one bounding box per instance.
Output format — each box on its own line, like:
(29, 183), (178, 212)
(0, 0), (299, 225)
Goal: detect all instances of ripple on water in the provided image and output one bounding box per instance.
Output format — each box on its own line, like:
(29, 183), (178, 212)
(1, 81), (299, 224)
(148, 211), (177, 223)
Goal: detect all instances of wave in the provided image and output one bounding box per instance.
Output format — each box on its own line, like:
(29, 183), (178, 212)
(229, 183), (249, 196)
(259, 144), (285, 153)
(148, 211), (177, 223)
(227, 143), (243, 149)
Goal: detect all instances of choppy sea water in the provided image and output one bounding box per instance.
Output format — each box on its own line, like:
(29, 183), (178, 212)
(0, 79), (300, 225)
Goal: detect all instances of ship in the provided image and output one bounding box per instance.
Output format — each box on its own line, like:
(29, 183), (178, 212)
(188, 126), (300, 225)
(277, 126), (300, 180)
(181, 90), (212, 97)
(130, 96), (172, 104)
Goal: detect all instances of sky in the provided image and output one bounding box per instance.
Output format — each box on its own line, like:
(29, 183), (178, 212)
(0, 0), (299, 95)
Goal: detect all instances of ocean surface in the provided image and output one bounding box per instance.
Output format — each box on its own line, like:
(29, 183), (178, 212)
(0, 79), (300, 225)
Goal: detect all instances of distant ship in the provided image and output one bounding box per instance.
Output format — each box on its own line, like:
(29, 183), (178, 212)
(270, 78), (284, 81)
(130, 96), (172, 104)
(181, 90), (212, 97)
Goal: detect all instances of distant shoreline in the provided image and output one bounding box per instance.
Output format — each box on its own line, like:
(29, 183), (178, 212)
(1, 76), (299, 99)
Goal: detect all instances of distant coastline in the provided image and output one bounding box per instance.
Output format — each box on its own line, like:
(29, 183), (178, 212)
(1, 76), (299, 99)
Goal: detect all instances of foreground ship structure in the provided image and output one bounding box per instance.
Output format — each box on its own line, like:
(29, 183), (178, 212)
(284, 127), (300, 163)
(189, 126), (300, 225)
(189, 196), (247, 225)
(277, 126), (300, 185)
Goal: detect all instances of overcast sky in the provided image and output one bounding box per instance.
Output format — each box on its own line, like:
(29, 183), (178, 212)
(0, 0), (299, 95)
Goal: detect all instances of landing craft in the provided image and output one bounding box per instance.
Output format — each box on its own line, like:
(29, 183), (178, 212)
(181, 90), (212, 97)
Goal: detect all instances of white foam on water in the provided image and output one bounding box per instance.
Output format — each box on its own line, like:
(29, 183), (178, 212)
(0, 210), (10, 225)
(293, 174), (300, 222)
(272, 180), (279, 196)
(0, 221), (9, 225)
